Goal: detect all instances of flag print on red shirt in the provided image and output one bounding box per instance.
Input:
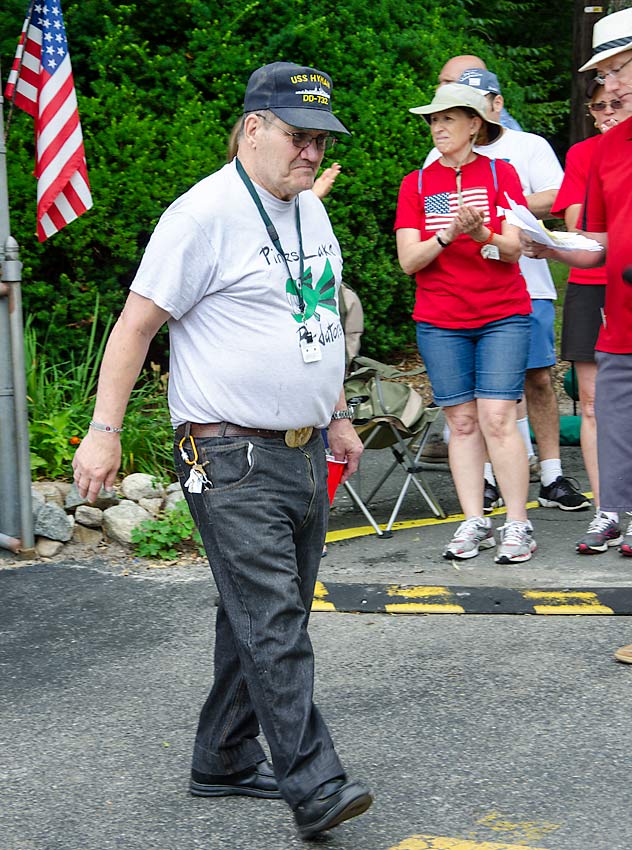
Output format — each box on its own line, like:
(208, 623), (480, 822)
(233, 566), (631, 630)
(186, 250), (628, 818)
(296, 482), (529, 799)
(395, 154), (531, 329)
(424, 186), (490, 231)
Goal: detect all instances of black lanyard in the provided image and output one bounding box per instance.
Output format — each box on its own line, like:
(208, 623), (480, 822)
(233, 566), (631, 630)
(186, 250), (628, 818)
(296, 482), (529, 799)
(235, 157), (306, 318)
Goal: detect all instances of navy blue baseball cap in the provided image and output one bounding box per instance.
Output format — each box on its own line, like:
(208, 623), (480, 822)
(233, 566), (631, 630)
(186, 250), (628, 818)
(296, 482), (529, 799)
(243, 62), (350, 135)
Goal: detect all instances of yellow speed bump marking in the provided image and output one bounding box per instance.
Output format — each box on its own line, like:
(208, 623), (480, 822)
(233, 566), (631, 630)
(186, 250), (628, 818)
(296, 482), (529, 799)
(388, 836), (550, 850)
(385, 584), (465, 614)
(311, 580), (336, 611)
(522, 589), (614, 615)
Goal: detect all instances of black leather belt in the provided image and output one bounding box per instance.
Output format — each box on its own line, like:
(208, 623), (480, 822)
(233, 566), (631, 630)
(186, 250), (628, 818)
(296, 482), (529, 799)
(175, 422), (315, 447)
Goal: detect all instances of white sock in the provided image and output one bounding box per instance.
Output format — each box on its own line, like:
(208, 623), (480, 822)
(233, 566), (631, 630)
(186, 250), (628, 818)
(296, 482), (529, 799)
(516, 417), (535, 458)
(598, 509), (619, 522)
(443, 422), (451, 444)
(484, 462), (496, 486)
(540, 458), (563, 487)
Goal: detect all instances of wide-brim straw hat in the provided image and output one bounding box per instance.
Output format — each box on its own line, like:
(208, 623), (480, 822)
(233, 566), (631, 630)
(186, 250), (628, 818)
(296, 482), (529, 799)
(409, 83), (502, 142)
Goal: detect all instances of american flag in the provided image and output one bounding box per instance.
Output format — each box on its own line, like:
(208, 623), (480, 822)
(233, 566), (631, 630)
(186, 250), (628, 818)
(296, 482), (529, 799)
(424, 187), (490, 233)
(4, 1), (93, 241)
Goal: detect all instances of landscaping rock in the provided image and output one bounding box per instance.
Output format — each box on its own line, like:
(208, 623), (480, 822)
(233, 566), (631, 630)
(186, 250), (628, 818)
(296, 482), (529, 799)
(72, 524), (104, 546)
(138, 497), (163, 516)
(32, 481), (65, 508)
(120, 473), (165, 502)
(65, 482), (120, 511)
(35, 538), (64, 558)
(34, 503), (75, 542)
(75, 505), (104, 528)
(103, 500), (152, 545)
(31, 490), (46, 521)
(165, 490), (186, 511)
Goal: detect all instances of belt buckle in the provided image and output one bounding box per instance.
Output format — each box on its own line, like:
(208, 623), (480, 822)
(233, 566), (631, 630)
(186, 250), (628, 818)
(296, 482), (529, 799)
(285, 427), (313, 448)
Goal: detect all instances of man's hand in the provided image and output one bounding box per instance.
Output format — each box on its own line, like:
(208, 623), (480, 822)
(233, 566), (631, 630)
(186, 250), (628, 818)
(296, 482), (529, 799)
(519, 230), (555, 260)
(72, 430), (122, 503)
(327, 419), (363, 482)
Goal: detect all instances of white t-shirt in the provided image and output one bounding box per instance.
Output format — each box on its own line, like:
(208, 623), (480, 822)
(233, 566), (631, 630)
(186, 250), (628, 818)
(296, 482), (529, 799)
(424, 128), (563, 299)
(131, 161), (346, 429)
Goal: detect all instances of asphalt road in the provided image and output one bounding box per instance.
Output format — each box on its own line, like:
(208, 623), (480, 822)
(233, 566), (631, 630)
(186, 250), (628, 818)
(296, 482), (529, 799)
(2, 557), (632, 850)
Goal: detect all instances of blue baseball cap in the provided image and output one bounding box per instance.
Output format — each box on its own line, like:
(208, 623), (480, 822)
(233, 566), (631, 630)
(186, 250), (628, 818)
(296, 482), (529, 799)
(243, 62), (350, 135)
(457, 68), (502, 95)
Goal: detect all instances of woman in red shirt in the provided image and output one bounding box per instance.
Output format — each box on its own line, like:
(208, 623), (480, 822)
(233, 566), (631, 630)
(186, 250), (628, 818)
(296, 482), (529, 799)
(395, 84), (534, 564)
(551, 80), (624, 555)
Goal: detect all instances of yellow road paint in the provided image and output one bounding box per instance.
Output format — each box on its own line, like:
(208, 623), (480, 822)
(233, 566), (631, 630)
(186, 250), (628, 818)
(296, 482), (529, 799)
(388, 835), (550, 850)
(325, 493), (593, 545)
(385, 584), (465, 614)
(476, 811), (561, 842)
(523, 589), (614, 615)
(311, 580), (335, 611)
(325, 500), (547, 543)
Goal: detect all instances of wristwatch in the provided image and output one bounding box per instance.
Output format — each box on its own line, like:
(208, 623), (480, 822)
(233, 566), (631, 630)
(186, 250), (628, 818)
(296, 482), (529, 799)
(330, 405), (355, 421)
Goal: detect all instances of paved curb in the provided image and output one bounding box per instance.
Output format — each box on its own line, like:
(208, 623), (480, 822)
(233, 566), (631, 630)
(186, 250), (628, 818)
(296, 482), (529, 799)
(312, 581), (632, 615)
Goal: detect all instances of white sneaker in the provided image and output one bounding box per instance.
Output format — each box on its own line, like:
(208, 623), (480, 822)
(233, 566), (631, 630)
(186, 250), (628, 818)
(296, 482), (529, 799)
(443, 516), (495, 560)
(495, 520), (537, 564)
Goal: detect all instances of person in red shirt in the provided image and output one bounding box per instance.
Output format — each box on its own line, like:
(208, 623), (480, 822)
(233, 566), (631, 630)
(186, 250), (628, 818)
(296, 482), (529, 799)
(520, 8), (632, 662)
(551, 78), (625, 554)
(396, 84), (535, 564)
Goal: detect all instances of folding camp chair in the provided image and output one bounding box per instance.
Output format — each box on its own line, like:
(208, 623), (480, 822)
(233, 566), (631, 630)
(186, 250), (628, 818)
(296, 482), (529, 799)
(342, 356), (446, 538)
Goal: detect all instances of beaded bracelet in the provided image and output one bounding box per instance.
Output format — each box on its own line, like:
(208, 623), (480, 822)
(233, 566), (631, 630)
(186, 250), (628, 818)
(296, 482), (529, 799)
(89, 420), (124, 433)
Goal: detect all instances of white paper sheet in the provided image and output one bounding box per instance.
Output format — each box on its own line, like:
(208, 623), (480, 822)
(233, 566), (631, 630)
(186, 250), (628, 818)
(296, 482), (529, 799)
(505, 197), (604, 252)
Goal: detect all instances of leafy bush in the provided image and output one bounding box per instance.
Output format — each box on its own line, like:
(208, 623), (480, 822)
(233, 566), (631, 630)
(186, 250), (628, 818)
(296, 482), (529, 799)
(130, 500), (204, 560)
(2, 0), (575, 364)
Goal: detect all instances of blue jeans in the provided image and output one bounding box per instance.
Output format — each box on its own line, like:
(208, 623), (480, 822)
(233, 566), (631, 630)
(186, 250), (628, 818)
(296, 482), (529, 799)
(416, 315), (530, 406)
(174, 430), (343, 807)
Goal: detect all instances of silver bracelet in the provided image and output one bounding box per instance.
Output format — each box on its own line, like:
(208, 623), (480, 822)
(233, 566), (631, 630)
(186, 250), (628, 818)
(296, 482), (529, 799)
(89, 420), (124, 433)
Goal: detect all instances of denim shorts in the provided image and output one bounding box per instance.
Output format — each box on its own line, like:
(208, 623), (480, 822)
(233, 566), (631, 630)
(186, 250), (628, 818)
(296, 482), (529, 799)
(416, 314), (531, 406)
(526, 298), (556, 370)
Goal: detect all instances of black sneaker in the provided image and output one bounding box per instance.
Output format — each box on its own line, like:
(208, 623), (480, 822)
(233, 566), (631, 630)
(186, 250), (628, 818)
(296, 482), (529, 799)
(483, 481), (504, 515)
(538, 476), (590, 511)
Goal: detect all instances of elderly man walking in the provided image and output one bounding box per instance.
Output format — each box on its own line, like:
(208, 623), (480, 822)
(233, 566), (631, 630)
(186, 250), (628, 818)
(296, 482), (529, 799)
(72, 61), (372, 839)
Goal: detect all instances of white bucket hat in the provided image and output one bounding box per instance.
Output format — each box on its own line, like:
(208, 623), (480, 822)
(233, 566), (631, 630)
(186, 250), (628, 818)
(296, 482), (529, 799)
(409, 83), (502, 142)
(579, 8), (632, 72)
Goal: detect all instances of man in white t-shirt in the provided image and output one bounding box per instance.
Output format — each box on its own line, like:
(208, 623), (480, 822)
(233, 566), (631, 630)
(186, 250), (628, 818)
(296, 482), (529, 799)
(72, 61), (372, 840)
(423, 69), (590, 513)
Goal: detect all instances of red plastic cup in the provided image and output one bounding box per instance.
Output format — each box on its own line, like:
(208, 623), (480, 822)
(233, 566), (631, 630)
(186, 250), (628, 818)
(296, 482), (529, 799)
(326, 456), (347, 505)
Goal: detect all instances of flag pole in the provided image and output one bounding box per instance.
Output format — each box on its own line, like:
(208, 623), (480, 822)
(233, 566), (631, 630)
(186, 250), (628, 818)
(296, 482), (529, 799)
(3, 0), (36, 142)
(0, 73), (34, 556)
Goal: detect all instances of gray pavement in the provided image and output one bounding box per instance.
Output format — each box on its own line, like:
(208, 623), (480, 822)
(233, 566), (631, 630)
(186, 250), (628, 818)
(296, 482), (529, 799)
(2, 559), (632, 850)
(3, 432), (632, 849)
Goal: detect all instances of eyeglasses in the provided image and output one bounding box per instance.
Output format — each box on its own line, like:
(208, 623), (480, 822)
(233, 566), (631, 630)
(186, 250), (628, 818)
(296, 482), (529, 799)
(255, 114), (337, 152)
(594, 54), (632, 85)
(586, 99), (624, 112)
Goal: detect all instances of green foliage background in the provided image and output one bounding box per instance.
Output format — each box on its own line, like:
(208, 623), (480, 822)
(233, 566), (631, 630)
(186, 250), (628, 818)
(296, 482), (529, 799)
(1, 0), (574, 362)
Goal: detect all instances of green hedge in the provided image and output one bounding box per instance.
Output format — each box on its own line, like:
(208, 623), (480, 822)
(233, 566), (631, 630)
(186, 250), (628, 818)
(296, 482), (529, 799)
(1, 0), (573, 362)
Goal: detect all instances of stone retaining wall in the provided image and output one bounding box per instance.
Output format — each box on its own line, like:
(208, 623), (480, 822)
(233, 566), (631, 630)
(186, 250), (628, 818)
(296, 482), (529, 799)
(31, 474), (186, 558)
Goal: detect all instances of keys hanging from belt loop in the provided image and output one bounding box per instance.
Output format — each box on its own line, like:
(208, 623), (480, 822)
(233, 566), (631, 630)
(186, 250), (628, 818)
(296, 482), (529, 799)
(178, 434), (212, 492)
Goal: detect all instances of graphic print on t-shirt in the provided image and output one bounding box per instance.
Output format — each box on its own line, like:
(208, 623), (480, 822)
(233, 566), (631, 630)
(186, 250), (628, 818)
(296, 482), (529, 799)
(424, 186), (491, 231)
(285, 258), (338, 323)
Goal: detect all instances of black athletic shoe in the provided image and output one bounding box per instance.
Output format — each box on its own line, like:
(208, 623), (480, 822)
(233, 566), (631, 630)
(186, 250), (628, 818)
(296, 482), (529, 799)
(538, 476), (590, 511)
(483, 481), (504, 515)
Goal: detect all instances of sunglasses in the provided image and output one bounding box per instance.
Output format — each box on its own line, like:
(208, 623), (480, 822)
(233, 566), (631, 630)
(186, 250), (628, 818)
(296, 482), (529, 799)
(586, 99), (624, 112)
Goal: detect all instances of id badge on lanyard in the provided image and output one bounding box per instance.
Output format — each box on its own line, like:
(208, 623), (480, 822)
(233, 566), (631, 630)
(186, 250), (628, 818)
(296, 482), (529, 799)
(236, 158), (324, 364)
(299, 322), (322, 363)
